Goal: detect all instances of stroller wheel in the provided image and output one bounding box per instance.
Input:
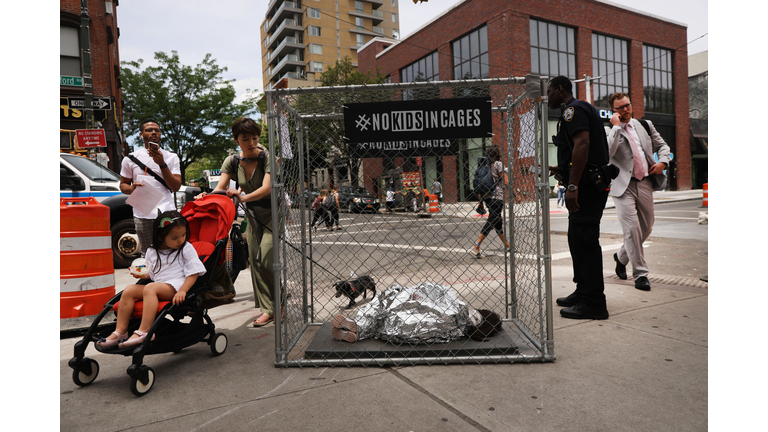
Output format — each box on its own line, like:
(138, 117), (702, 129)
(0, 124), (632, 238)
(129, 366), (155, 397)
(210, 332), (228, 356)
(72, 358), (99, 387)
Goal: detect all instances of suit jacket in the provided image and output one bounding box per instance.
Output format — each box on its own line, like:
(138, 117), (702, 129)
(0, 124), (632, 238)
(605, 119), (671, 197)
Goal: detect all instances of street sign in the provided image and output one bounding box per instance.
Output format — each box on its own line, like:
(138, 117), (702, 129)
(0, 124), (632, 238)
(75, 129), (107, 148)
(60, 76), (83, 86)
(68, 97), (112, 110)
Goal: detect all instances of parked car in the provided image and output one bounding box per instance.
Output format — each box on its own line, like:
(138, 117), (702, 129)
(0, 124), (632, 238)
(337, 186), (380, 213)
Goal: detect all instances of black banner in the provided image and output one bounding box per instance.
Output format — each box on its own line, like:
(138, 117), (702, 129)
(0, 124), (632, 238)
(350, 139), (459, 158)
(343, 98), (492, 144)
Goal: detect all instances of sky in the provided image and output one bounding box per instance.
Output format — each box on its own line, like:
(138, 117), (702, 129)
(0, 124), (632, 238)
(114, 0), (709, 106)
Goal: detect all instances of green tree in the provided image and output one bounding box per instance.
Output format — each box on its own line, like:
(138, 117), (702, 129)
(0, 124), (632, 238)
(320, 56), (387, 87)
(121, 51), (261, 180)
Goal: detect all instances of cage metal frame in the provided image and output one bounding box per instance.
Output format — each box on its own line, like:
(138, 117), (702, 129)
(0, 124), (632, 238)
(262, 76), (555, 367)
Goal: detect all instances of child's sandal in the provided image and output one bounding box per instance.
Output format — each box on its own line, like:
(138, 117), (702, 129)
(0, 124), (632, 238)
(95, 331), (129, 348)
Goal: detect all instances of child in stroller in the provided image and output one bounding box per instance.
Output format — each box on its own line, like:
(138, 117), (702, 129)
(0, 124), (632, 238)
(69, 193), (237, 396)
(96, 210), (206, 349)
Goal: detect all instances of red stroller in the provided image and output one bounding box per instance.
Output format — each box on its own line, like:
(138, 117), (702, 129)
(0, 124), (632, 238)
(69, 194), (237, 396)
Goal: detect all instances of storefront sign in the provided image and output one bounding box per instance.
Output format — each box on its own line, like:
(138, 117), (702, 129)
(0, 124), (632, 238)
(598, 109), (613, 119)
(343, 98), (492, 144)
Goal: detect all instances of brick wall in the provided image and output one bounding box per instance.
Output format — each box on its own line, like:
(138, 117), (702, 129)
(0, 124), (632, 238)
(359, 0), (692, 191)
(60, 0), (123, 169)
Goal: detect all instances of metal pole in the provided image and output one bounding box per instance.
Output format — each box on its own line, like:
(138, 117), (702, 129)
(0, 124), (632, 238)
(576, 74), (602, 105)
(267, 93), (284, 365)
(539, 77), (555, 358)
(80, 0), (95, 157)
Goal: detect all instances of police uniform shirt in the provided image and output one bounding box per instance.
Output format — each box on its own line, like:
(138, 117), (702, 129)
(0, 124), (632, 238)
(555, 97), (610, 181)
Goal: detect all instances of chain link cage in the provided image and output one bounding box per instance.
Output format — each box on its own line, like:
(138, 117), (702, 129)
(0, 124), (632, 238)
(263, 76), (554, 367)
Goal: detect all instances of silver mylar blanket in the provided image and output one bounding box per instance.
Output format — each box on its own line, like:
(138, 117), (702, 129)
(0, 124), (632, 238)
(353, 282), (470, 344)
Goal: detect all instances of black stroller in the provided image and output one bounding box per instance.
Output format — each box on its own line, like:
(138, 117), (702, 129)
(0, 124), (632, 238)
(69, 194), (238, 396)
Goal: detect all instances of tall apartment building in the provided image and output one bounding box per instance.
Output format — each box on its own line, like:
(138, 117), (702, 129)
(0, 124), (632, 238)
(261, 0), (401, 90)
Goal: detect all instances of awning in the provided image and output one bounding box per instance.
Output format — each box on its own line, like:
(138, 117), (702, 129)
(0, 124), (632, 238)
(690, 118), (708, 155)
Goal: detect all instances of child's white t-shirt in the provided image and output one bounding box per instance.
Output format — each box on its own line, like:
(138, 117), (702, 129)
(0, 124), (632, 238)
(146, 243), (207, 291)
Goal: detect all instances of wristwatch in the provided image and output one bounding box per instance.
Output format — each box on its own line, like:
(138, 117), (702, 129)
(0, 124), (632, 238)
(567, 184), (578, 192)
(159, 162), (168, 169)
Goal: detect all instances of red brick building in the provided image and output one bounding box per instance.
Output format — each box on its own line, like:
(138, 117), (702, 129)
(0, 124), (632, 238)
(60, 0), (124, 171)
(358, 0), (691, 201)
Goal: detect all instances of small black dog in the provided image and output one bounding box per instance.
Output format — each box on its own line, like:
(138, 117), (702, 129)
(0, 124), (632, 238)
(334, 276), (376, 309)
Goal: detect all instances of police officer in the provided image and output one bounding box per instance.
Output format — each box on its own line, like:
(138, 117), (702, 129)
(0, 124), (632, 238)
(547, 76), (610, 320)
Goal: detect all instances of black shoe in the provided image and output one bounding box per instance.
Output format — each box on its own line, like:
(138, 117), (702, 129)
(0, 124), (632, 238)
(614, 253), (627, 280)
(634, 276), (651, 291)
(560, 303), (609, 320)
(556, 291), (578, 307)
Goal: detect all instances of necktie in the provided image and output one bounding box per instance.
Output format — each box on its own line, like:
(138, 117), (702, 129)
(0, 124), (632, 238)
(624, 123), (645, 180)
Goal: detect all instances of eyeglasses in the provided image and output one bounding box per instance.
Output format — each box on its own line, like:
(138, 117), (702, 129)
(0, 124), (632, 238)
(613, 103), (631, 111)
(143, 128), (161, 133)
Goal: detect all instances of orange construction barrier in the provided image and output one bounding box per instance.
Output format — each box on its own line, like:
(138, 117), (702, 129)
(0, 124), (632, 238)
(429, 194), (440, 213)
(60, 197), (115, 319)
(703, 183), (708, 207)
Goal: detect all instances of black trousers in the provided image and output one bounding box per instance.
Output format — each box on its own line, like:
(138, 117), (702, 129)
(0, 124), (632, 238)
(567, 185), (609, 308)
(481, 198), (505, 236)
(311, 207), (331, 227)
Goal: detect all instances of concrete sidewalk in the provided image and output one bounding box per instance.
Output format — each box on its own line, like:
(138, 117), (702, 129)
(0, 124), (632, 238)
(59, 189), (708, 431)
(413, 188), (705, 218)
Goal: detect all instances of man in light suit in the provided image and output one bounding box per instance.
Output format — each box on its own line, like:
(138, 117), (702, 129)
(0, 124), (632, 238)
(606, 93), (670, 291)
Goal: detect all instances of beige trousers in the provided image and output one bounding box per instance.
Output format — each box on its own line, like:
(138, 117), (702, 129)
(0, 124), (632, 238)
(614, 178), (655, 280)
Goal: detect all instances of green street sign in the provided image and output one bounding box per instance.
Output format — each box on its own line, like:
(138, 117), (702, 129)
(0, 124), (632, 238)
(60, 76), (83, 86)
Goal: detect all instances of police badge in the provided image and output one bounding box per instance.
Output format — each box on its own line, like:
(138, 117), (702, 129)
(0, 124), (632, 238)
(562, 107), (575, 122)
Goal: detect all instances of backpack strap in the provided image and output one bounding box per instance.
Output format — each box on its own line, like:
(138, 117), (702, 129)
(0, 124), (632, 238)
(638, 119), (652, 136)
(128, 154), (173, 193)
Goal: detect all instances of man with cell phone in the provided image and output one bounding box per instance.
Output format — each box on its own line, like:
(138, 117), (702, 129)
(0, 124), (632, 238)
(120, 119), (182, 257)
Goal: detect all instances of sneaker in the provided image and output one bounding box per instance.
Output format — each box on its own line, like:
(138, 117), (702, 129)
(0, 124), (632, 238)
(470, 242), (482, 258)
(332, 315), (358, 332)
(332, 327), (357, 343)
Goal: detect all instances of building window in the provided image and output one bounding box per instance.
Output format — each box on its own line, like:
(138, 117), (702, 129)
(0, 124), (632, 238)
(392, 0), (396, 6)
(355, 1), (364, 12)
(402, 52), (439, 83)
(530, 19), (576, 80)
(452, 25), (488, 80)
(356, 34), (366, 46)
(401, 51), (440, 100)
(356, 17), (365, 30)
(591, 33), (629, 109)
(308, 25), (321, 37)
(392, 13), (397, 23)
(311, 61), (323, 72)
(643, 45), (674, 114)
(308, 7), (321, 19)
(309, 43), (322, 55)
(60, 26), (81, 77)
